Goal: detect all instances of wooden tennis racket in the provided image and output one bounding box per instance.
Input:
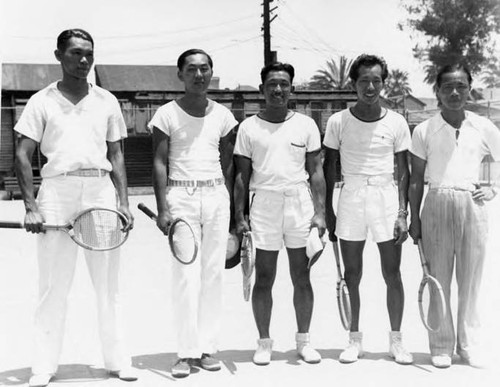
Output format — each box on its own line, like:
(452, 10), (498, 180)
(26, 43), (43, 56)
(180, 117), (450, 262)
(0, 207), (129, 251)
(137, 203), (198, 265)
(417, 240), (447, 332)
(332, 240), (352, 331)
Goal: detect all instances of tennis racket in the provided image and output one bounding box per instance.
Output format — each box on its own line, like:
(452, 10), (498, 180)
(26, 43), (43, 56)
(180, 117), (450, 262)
(332, 241), (352, 331)
(417, 240), (447, 332)
(0, 207), (129, 251)
(240, 231), (256, 301)
(137, 203), (198, 265)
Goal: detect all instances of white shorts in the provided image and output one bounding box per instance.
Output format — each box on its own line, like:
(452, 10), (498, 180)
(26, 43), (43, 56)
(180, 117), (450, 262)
(250, 184), (314, 251)
(336, 175), (398, 243)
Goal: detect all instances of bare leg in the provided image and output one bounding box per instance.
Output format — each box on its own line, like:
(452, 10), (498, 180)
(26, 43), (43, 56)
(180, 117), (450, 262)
(287, 247), (313, 333)
(252, 249), (279, 339)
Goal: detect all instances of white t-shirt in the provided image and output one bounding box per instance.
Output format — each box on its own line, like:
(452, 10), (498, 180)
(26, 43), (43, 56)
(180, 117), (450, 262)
(323, 108), (411, 177)
(14, 82), (127, 178)
(234, 112), (321, 191)
(410, 111), (500, 187)
(148, 100), (237, 180)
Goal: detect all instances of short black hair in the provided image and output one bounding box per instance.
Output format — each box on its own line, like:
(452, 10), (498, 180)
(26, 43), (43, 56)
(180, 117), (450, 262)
(260, 62), (295, 84)
(435, 63), (473, 89)
(349, 54), (388, 82)
(57, 29), (94, 52)
(177, 49), (213, 71)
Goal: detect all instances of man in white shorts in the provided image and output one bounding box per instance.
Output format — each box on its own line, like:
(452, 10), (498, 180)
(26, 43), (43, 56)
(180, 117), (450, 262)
(323, 54), (413, 365)
(149, 49), (238, 378)
(14, 29), (135, 387)
(409, 64), (500, 369)
(234, 62), (326, 366)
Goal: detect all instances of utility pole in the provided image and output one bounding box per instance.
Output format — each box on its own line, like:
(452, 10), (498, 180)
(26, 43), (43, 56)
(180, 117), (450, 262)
(262, 0), (277, 65)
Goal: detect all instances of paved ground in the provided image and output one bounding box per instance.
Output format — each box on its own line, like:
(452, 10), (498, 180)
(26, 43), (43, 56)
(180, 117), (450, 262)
(1, 193), (500, 387)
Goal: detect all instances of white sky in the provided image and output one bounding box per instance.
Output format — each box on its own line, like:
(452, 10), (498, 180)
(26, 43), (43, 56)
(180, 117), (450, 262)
(1, 0), (498, 98)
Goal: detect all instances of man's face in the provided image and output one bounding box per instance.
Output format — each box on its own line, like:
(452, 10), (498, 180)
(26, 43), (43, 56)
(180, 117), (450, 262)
(353, 64), (384, 106)
(436, 70), (470, 112)
(260, 70), (293, 108)
(55, 37), (94, 80)
(178, 53), (213, 94)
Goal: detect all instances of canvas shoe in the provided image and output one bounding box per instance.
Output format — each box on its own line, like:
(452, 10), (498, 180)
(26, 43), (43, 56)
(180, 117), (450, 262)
(389, 331), (413, 365)
(199, 353), (221, 371)
(29, 374), (54, 387)
(296, 332), (321, 364)
(253, 338), (273, 365)
(339, 331), (363, 363)
(171, 358), (191, 378)
(108, 367), (138, 381)
(431, 354), (452, 368)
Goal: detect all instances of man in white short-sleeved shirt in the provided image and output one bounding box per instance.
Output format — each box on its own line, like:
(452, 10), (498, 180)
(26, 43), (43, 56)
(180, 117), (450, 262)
(409, 64), (500, 369)
(234, 62), (326, 366)
(14, 29), (135, 387)
(323, 54), (413, 365)
(149, 49), (237, 378)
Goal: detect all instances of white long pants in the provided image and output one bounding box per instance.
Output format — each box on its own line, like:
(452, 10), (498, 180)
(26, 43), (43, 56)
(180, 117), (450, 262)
(421, 188), (488, 357)
(166, 185), (230, 358)
(33, 175), (128, 374)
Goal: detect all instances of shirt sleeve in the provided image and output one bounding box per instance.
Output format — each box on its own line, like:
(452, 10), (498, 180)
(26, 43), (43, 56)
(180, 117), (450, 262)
(106, 97), (128, 141)
(323, 112), (341, 150)
(234, 120), (252, 158)
(306, 117), (321, 152)
(220, 106), (238, 137)
(410, 123), (427, 160)
(482, 118), (500, 162)
(13, 93), (46, 142)
(393, 114), (411, 153)
(148, 105), (171, 136)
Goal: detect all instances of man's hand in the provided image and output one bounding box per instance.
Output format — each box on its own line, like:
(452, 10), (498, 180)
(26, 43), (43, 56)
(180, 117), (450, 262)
(118, 204), (134, 232)
(393, 215), (409, 245)
(235, 216), (250, 237)
(24, 208), (45, 234)
(472, 185), (497, 203)
(325, 211), (337, 242)
(156, 210), (174, 236)
(408, 216), (421, 245)
(311, 213), (326, 238)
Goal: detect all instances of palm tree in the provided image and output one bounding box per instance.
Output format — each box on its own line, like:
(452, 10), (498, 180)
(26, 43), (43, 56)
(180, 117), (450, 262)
(384, 69), (412, 98)
(308, 56), (353, 90)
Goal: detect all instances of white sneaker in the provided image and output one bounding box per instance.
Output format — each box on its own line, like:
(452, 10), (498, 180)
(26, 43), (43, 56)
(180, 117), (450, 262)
(339, 331), (363, 363)
(253, 338), (273, 365)
(431, 354), (452, 368)
(457, 348), (484, 368)
(29, 374), (54, 387)
(389, 331), (413, 365)
(108, 367), (138, 381)
(296, 332), (321, 364)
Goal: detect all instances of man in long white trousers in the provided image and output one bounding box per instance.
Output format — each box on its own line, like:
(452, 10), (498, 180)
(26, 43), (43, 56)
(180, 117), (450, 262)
(409, 63), (500, 369)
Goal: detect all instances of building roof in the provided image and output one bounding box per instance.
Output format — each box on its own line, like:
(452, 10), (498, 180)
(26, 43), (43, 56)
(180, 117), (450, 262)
(2, 63), (221, 93)
(2, 63), (62, 91)
(95, 64), (220, 92)
(96, 64), (184, 92)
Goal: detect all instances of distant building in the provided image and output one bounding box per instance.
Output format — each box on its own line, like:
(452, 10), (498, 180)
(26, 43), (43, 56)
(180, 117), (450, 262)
(1, 63), (357, 188)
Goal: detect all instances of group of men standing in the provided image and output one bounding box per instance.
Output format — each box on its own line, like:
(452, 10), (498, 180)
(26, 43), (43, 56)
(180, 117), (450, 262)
(13, 28), (500, 386)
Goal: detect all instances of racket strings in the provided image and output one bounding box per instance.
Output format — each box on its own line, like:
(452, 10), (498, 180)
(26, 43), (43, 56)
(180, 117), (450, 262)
(421, 279), (446, 331)
(169, 220), (197, 264)
(73, 210), (127, 249)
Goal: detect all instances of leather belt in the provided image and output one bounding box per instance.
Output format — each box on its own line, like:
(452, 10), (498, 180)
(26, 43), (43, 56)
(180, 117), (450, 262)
(167, 178), (225, 187)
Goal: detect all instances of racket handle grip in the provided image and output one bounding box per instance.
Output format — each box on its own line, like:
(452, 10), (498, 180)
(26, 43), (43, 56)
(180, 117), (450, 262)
(137, 203), (157, 220)
(0, 221), (25, 229)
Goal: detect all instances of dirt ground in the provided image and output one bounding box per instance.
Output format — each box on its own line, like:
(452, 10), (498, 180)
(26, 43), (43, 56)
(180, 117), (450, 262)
(1, 193), (499, 387)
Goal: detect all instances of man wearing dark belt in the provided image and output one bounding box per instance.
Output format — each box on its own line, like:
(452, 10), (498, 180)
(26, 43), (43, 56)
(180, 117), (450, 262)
(14, 29), (135, 387)
(149, 48), (238, 378)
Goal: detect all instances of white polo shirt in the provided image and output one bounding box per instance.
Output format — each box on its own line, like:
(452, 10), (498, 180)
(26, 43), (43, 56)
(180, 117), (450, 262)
(234, 112), (321, 192)
(14, 82), (127, 178)
(323, 108), (411, 177)
(410, 111), (500, 187)
(148, 100), (237, 180)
